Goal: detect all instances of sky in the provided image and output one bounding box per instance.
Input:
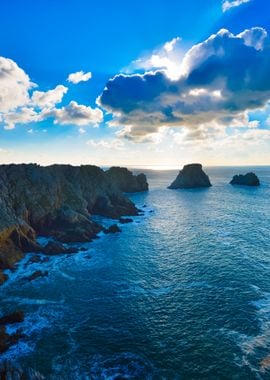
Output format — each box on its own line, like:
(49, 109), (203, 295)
(0, 0), (270, 168)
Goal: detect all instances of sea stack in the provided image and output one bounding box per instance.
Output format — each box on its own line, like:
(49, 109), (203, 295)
(168, 163), (212, 189)
(230, 172), (260, 186)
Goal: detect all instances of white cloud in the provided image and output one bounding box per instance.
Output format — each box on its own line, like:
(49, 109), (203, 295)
(222, 0), (251, 12)
(87, 138), (124, 149)
(124, 36), (183, 80)
(3, 107), (40, 130)
(164, 37), (181, 52)
(67, 71), (92, 84)
(32, 85), (68, 109)
(0, 57), (34, 113)
(48, 101), (103, 126)
(99, 27), (269, 142)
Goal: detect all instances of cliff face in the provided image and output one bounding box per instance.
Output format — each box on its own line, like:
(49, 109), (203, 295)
(106, 167), (148, 192)
(0, 164), (147, 282)
(230, 172), (260, 186)
(168, 164), (212, 189)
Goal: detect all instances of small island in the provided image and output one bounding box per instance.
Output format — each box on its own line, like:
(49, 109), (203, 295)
(168, 163), (212, 189)
(230, 172), (260, 186)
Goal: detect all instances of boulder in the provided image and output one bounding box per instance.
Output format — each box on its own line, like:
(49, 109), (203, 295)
(119, 217), (133, 224)
(168, 163), (212, 189)
(0, 311), (24, 325)
(230, 172), (260, 186)
(25, 270), (48, 282)
(0, 326), (22, 353)
(104, 224), (121, 234)
(43, 241), (79, 255)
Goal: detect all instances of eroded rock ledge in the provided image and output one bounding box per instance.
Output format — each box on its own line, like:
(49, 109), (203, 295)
(0, 164), (148, 283)
(168, 163), (212, 189)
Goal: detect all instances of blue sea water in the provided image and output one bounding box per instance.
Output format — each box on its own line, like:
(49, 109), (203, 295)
(1, 166), (270, 379)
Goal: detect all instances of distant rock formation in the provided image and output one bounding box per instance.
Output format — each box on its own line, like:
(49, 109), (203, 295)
(230, 172), (260, 186)
(106, 167), (148, 192)
(0, 164), (148, 284)
(168, 164), (212, 189)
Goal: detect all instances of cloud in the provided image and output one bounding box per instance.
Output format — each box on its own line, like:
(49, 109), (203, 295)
(3, 107), (40, 130)
(87, 138), (124, 149)
(67, 71), (92, 84)
(32, 85), (68, 109)
(125, 36), (183, 80)
(0, 55), (101, 130)
(222, 0), (251, 12)
(47, 101), (103, 126)
(99, 27), (270, 142)
(0, 57), (34, 113)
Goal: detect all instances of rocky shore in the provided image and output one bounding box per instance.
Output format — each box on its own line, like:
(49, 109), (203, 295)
(0, 164), (148, 284)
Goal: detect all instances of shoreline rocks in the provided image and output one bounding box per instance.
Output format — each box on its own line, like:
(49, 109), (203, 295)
(168, 164), (212, 189)
(230, 172), (260, 186)
(0, 164), (148, 284)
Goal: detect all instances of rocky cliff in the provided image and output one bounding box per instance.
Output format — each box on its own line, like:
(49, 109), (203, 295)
(168, 164), (212, 189)
(0, 164), (147, 283)
(106, 167), (148, 192)
(230, 172), (260, 186)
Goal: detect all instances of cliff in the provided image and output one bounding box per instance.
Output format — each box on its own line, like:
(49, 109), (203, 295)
(0, 164), (147, 283)
(230, 172), (260, 186)
(168, 164), (212, 189)
(106, 167), (148, 192)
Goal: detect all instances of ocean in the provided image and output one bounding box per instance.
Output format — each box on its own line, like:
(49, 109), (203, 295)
(1, 166), (270, 379)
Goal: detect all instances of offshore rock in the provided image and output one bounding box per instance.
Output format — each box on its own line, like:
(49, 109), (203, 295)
(230, 172), (260, 186)
(168, 163), (212, 189)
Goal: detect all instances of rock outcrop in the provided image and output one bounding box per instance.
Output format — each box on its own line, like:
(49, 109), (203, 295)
(230, 172), (260, 186)
(106, 167), (148, 192)
(0, 362), (45, 379)
(0, 164), (147, 283)
(168, 164), (212, 189)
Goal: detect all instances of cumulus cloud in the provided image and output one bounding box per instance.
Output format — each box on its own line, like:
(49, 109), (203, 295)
(0, 57), (34, 113)
(222, 0), (251, 12)
(3, 107), (41, 130)
(0, 55), (102, 130)
(67, 71), (92, 84)
(99, 27), (270, 142)
(47, 101), (103, 126)
(32, 85), (68, 109)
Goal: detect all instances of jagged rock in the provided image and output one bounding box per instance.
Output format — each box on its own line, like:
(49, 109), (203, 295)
(230, 172), (260, 186)
(43, 241), (78, 255)
(0, 362), (45, 379)
(106, 167), (148, 192)
(0, 164), (146, 280)
(0, 311), (24, 325)
(0, 326), (22, 353)
(168, 163), (212, 189)
(104, 224), (121, 234)
(119, 217), (133, 224)
(25, 270), (48, 282)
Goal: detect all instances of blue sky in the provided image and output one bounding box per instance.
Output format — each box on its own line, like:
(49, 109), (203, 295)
(0, 0), (269, 167)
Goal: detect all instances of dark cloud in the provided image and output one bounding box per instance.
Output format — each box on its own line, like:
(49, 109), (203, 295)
(99, 27), (270, 141)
